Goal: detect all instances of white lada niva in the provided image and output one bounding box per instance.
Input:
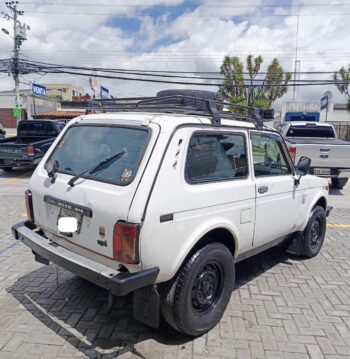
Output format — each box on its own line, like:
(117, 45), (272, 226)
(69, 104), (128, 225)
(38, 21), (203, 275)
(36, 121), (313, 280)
(12, 91), (332, 336)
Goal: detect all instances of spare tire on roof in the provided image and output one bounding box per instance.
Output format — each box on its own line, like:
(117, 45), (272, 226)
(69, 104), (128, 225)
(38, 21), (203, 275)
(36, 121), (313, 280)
(156, 89), (224, 111)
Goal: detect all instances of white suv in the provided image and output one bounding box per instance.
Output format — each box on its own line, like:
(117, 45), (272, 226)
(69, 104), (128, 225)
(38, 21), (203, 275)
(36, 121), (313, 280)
(12, 93), (331, 336)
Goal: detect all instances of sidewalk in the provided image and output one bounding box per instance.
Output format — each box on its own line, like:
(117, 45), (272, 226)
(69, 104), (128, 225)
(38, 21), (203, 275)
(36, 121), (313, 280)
(4, 128), (17, 137)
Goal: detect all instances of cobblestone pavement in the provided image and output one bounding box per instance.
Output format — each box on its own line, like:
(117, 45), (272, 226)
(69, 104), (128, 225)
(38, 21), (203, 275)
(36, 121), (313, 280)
(0, 171), (350, 359)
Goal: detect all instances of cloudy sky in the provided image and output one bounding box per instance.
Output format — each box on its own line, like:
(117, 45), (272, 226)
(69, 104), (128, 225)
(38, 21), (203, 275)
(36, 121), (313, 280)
(1, 0), (350, 107)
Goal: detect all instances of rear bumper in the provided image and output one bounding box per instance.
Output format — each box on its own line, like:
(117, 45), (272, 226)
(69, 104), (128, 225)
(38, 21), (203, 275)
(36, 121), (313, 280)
(12, 221), (159, 296)
(310, 167), (350, 178)
(0, 157), (39, 167)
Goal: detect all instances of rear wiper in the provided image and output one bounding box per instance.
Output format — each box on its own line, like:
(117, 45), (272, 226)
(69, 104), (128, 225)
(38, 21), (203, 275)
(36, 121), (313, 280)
(68, 150), (125, 187)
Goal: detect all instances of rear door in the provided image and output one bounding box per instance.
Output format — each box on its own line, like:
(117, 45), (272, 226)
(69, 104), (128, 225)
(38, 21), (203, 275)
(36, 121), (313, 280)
(251, 132), (303, 247)
(31, 122), (159, 259)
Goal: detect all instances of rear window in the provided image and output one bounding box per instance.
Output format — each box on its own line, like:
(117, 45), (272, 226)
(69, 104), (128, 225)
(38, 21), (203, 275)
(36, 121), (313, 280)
(18, 121), (57, 136)
(48, 125), (150, 185)
(286, 125), (335, 138)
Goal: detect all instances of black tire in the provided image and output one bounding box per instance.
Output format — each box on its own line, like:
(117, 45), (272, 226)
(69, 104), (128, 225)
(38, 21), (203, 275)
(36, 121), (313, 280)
(156, 89), (224, 111)
(331, 178), (348, 189)
(160, 242), (234, 336)
(157, 89), (222, 101)
(0, 167), (13, 172)
(300, 206), (326, 258)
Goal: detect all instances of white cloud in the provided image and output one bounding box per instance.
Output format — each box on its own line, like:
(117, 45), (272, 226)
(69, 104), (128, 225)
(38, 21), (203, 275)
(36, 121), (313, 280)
(0, 0), (350, 107)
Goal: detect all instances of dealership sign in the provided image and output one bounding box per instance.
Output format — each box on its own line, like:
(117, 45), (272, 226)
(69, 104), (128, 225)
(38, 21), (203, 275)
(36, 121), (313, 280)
(320, 95), (328, 111)
(32, 83), (47, 98)
(100, 86), (109, 99)
(12, 108), (21, 118)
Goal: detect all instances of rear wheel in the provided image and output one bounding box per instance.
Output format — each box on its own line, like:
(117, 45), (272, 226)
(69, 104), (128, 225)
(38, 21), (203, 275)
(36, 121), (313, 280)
(160, 242), (234, 336)
(300, 205), (326, 258)
(331, 178), (348, 189)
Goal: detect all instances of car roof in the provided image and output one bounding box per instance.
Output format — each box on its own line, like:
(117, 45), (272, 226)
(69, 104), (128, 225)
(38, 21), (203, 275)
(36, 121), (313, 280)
(286, 121), (332, 127)
(75, 112), (256, 132)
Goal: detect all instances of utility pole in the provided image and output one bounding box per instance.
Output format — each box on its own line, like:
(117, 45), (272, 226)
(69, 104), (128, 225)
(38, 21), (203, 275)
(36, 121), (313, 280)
(2, 1), (30, 111)
(292, 15), (300, 103)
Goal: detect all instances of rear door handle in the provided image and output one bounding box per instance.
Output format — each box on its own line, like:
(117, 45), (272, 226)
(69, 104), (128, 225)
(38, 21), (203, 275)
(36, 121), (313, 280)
(258, 185), (269, 194)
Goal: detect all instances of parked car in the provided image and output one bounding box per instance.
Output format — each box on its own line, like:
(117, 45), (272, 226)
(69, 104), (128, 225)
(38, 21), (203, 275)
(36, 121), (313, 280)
(0, 120), (65, 172)
(12, 93), (331, 337)
(0, 123), (6, 140)
(280, 121), (350, 189)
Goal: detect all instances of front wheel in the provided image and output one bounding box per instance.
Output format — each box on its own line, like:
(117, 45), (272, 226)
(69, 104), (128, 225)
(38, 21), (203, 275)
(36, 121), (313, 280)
(331, 178), (348, 189)
(300, 205), (326, 258)
(160, 242), (234, 336)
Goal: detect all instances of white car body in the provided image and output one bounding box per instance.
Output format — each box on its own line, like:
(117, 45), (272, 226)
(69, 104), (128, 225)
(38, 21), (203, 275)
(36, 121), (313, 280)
(12, 111), (330, 332)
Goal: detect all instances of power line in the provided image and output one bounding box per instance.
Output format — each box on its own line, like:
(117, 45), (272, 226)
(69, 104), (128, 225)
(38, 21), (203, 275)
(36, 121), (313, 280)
(21, 11), (350, 17)
(17, 59), (345, 75)
(20, 2), (350, 8)
(15, 59), (348, 88)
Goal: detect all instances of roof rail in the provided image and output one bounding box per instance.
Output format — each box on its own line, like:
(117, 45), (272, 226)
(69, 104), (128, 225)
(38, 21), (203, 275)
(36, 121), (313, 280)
(85, 95), (268, 128)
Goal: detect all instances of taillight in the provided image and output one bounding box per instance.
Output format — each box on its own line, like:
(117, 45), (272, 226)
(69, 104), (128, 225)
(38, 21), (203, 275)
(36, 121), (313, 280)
(25, 190), (34, 222)
(27, 145), (34, 156)
(288, 146), (296, 163)
(113, 222), (140, 264)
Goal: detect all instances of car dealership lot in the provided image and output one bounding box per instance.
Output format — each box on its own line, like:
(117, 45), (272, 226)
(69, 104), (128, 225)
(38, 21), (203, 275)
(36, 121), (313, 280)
(0, 169), (349, 359)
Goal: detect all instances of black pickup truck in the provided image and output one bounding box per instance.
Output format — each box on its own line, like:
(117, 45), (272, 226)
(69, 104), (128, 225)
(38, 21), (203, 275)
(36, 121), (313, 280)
(0, 123), (6, 140)
(0, 120), (65, 171)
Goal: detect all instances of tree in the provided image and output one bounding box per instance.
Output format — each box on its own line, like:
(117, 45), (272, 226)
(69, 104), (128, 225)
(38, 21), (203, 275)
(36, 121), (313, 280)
(219, 55), (291, 109)
(333, 66), (350, 112)
(333, 66), (350, 98)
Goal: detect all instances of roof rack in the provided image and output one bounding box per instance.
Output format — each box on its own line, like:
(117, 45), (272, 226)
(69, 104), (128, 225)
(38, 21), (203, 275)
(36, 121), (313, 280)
(85, 95), (272, 129)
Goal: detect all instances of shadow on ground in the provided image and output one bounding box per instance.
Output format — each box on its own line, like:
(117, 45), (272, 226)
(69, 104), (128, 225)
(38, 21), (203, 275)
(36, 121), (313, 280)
(329, 188), (345, 196)
(6, 246), (297, 358)
(0, 167), (33, 179)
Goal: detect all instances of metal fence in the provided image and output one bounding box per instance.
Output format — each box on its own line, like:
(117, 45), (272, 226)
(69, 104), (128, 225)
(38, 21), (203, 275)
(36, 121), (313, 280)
(332, 122), (350, 141)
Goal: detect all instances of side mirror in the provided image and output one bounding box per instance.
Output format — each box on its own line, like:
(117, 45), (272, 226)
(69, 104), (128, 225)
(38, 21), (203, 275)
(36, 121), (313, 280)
(296, 156), (311, 176)
(44, 159), (59, 180)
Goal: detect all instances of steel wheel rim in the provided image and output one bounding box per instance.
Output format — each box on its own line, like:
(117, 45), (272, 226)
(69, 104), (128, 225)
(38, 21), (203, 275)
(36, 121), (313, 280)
(310, 215), (323, 249)
(191, 262), (224, 313)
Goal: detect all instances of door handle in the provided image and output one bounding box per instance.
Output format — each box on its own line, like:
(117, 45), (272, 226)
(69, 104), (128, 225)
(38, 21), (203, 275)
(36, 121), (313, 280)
(258, 185), (269, 194)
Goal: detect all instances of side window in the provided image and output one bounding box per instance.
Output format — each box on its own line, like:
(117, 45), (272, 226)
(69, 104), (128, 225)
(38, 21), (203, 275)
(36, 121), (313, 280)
(251, 133), (292, 177)
(186, 133), (248, 183)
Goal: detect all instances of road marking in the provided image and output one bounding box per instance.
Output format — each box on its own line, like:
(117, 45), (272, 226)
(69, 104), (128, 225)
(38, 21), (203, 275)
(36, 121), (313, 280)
(3, 171), (31, 184)
(327, 224), (350, 228)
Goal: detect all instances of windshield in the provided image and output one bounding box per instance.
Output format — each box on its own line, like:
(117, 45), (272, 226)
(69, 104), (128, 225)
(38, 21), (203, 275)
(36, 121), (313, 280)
(48, 125), (150, 185)
(286, 125), (335, 138)
(18, 121), (58, 136)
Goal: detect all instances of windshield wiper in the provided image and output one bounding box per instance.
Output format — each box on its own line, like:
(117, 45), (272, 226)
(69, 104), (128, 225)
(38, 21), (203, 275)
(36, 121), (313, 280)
(68, 150), (125, 187)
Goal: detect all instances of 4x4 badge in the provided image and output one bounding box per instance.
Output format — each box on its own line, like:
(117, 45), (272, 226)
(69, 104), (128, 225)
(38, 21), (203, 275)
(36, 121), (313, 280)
(97, 239), (107, 247)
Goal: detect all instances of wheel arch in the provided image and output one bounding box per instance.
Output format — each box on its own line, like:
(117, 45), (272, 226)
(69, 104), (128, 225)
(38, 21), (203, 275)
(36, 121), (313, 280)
(312, 196), (327, 211)
(169, 225), (238, 283)
(188, 227), (237, 258)
(299, 194), (328, 231)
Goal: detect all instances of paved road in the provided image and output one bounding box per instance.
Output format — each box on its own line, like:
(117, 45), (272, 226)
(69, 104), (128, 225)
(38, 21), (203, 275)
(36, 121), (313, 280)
(0, 170), (349, 359)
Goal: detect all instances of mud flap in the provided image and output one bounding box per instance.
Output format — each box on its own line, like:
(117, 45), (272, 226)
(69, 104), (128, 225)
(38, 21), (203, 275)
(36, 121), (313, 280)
(133, 285), (160, 328)
(33, 251), (50, 265)
(286, 232), (303, 256)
